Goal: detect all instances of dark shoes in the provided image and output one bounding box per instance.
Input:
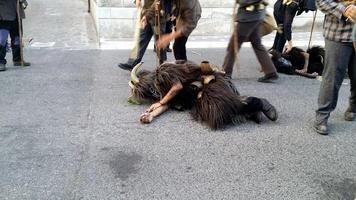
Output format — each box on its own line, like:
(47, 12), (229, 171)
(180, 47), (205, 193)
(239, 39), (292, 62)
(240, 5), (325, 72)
(344, 107), (356, 121)
(313, 121), (328, 135)
(166, 47), (172, 52)
(118, 63), (134, 71)
(261, 98), (278, 121)
(258, 72), (279, 83)
(0, 63), (6, 71)
(13, 61), (31, 66)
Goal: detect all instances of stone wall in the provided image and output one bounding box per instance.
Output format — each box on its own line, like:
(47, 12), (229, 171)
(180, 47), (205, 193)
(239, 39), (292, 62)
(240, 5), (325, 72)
(89, 0), (324, 42)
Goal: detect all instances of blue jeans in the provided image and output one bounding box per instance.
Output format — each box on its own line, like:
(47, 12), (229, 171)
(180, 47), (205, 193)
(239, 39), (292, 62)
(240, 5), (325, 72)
(315, 39), (356, 123)
(126, 22), (167, 66)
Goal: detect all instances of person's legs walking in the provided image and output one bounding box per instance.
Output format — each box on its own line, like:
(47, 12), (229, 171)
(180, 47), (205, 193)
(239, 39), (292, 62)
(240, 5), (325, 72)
(315, 39), (352, 134)
(173, 35), (188, 61)
(222, 22), (249, 77)
(153, 23), (167, 64)
(0, 29), (9, 71)
(10, 19), (30, 66)
(345, 47), (356, 121)
(119, 23), (153, 71)
(248, 22), (278, 82)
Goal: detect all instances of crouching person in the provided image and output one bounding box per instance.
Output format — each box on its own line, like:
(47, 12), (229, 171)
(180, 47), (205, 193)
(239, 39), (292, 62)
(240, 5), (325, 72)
(128, 60), (278, 130)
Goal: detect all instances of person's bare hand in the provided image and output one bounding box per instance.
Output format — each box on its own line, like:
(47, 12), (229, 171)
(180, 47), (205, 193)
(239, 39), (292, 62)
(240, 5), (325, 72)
(157, 33), (173, 49)
(140, 112), (153, 123)
(344, 5), (356, 22)
(284, 42), (293, 53)
(146, 102), (162, 113)
(140, 16), (147, 28)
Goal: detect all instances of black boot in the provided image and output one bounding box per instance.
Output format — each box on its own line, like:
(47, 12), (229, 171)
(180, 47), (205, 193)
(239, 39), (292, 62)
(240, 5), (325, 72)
(12, 44), (30, 66)
(260, 98), (278, 121)
(0, 45), (7, 71)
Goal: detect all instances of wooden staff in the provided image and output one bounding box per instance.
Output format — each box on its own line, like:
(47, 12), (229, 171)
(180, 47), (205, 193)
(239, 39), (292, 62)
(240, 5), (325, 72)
(16, 0), (24, 67)
(307, 10), (317, 50)
(154, 0), (161, 67)
(232, 1), (239, 74)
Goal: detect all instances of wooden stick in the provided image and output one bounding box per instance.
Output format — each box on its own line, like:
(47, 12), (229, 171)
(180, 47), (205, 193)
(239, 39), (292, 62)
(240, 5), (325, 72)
(16, 0), (24, 67)
(155, 0), (161, 67)
(232, 2), (240, 75)
(307, 10), (317, 50)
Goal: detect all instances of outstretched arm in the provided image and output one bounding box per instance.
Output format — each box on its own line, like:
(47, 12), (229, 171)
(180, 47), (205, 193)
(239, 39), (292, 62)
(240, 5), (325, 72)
(140, 104), (169, 123)
(140, 82), (183, 123)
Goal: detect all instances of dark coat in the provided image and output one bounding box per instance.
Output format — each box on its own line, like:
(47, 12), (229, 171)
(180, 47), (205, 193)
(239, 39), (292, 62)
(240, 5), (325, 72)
(236, 0), (266, 22)
(0, 0), (26, 21)
(173, 0), (202, 37)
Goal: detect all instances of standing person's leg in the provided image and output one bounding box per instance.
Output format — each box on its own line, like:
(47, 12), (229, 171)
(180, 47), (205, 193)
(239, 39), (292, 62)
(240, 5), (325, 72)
(248, 21), (278, 82)
(9, 19), (21, 64)
(0, 28), (9, 71)
(222, 22), (249, 77)
(344, 46), (356, 121)
(173, 35), (188, 61)
(271, 14), (284, 52)
(119, 23), (153, 71)
(153, 23), (167, 64)
(314, 39), (352, 134)
(10, 18), (30, 66)
(165, 20), (173, 52)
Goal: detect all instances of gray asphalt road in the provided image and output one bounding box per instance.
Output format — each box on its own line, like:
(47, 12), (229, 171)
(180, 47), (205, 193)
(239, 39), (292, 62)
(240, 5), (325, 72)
(1, 0), (355, 199)
(0, 47), (355, 200)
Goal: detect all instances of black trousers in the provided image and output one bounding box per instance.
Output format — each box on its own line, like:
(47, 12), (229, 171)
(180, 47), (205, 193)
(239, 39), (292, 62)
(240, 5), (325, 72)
(173, 35), (188, 61)
(0, 19), (22, 64)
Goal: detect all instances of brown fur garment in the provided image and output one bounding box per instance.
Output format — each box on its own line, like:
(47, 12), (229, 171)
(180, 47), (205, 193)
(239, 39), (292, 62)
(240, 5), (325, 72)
(153, 61), (201, 96)
(132, 70), (160, 103)
(191, 73), (246, 130)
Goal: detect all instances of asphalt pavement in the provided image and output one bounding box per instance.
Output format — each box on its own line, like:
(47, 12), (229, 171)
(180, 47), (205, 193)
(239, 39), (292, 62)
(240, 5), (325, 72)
(0, 0), (356, 199)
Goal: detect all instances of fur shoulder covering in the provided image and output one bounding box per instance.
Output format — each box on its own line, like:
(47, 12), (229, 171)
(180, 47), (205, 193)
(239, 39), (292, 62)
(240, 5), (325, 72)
(154, 61), (201, 95)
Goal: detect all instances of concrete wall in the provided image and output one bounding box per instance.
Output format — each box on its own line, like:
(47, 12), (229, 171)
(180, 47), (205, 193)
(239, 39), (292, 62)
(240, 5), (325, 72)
(90, 0), (324, 42)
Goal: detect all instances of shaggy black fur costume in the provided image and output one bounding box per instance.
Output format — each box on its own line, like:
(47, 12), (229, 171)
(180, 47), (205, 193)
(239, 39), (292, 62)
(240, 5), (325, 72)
(130, 61), (278, 129)
(271, 46), (325, 76)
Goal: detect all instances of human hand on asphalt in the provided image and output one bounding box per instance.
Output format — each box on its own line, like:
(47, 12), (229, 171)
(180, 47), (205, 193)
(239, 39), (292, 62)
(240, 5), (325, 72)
(140, 112), (153, 123)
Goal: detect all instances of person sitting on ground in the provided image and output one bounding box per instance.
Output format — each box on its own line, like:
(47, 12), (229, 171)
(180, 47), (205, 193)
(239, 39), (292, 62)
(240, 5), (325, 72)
(270, 46), (325, 77)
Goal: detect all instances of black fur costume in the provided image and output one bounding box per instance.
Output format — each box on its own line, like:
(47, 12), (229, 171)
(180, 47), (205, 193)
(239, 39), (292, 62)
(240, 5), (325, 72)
(271, 46), (325, 76)
(130, 61), (277, 129)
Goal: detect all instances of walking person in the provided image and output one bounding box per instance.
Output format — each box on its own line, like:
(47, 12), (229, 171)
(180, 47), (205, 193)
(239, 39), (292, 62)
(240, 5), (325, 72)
(0, 0), (30, 72)
(118, 0), (170, 71)
(156, 0), (202, 61)
(313, 0), (356, 135)
(270, 0), (300, 53)
(222, 0), (279, 82)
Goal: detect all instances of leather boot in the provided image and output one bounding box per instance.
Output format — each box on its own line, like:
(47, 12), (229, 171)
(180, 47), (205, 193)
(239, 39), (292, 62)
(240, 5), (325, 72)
(12, 44), (30, 66)
(260, 98), (278, 121)
(344, 105), (356, 121)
